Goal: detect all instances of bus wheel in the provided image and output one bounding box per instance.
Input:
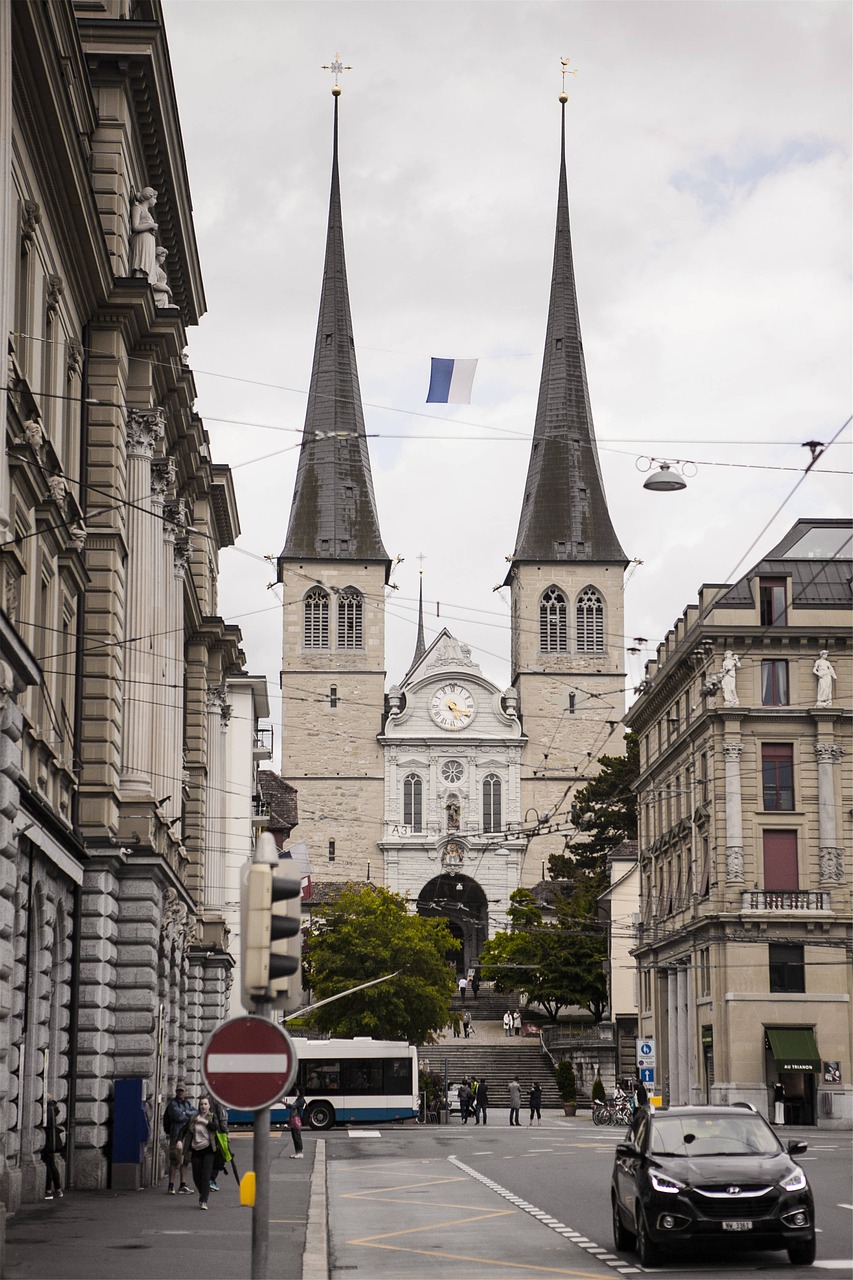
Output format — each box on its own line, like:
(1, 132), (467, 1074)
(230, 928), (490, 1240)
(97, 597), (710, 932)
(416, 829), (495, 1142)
(306, 1101), (335, 1131)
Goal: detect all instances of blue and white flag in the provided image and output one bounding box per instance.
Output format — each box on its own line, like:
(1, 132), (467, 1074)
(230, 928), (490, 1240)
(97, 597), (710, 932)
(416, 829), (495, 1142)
(426, 357), (478, 404)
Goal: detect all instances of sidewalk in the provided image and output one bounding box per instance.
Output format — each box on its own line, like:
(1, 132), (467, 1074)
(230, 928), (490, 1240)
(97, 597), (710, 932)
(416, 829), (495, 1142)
(4, 1129), (317, 1280)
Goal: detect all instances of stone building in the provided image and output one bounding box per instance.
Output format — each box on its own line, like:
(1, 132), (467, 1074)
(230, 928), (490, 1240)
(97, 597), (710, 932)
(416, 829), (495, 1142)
(277, 91), (627, 955)
(0, 0), (251, 1240)
(625, 518), (852, 1128)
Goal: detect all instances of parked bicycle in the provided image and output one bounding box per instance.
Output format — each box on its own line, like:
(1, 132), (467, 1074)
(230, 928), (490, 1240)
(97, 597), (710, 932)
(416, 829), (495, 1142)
(592, 1089), (634, 1126)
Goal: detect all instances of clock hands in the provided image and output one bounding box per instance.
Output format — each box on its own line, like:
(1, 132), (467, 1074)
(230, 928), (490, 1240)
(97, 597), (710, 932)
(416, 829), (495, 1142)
(446, 699), (471, 720)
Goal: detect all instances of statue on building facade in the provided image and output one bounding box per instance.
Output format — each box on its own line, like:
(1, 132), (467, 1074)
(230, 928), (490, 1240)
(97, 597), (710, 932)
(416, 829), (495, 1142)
(130, 187), (159, 283)
(813, 651), (837, 707)
(153, 247), (176, 308)
(719, 650), (741, 706)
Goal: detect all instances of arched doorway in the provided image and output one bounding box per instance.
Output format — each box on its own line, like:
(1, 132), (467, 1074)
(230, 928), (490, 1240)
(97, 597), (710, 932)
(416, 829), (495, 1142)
(417, 873), (489, 976)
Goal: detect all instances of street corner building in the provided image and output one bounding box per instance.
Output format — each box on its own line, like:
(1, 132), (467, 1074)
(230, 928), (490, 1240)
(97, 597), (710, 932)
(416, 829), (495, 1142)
(275, 83), (628, 963)
(0, 0), (268, 1245)
(625, 518), (852, 1128)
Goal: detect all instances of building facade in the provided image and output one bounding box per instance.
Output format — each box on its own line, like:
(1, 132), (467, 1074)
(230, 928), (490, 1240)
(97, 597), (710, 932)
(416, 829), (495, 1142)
(277, 90), (627, 953)
(625, 518), (852, 1128)
(1, 0), (253, 1241)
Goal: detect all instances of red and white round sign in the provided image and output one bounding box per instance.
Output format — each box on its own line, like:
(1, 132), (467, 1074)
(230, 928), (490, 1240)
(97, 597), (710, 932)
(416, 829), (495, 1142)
(202, 1016), (296, 1111)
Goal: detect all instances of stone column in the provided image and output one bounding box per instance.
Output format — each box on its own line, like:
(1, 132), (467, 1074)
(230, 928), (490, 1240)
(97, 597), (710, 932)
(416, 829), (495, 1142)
(0, 0), (15, 540)
(667, 968), (679, 1105)
(204, 685), (230, 910)
(815, 743), (845, 883)
(677, 964), (690, 1106)
(722, 740), (744, 883)
(149, 459), (172, 817)
(121, 409), (165, 794)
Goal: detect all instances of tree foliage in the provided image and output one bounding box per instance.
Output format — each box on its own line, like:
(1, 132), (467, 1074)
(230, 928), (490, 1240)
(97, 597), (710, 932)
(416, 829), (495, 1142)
(302, 886), (458, 1044)
(478, 887), (607, 1023)
(549, 732), (639, 883)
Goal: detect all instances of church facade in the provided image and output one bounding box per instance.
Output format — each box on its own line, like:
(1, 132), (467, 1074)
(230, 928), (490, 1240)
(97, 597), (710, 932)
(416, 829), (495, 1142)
(278, 88), (627, 958)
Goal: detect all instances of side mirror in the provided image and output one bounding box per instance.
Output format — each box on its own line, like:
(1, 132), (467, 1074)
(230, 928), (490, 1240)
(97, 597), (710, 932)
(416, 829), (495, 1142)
(615, 1142), (634, 1158)
(787, 1140), (808, 1156)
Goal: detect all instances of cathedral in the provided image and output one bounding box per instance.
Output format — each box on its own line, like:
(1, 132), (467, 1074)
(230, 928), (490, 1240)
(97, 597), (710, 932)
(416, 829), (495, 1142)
(277, 88), (627, 965)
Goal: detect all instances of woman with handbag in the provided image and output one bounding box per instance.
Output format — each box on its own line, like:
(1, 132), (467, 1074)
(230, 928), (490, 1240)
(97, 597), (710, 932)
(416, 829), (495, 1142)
(289, 1091), (306, 1159)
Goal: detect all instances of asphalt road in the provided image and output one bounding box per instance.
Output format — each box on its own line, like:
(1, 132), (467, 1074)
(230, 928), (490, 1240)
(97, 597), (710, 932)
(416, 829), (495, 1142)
(326, 1116), (853, 1280)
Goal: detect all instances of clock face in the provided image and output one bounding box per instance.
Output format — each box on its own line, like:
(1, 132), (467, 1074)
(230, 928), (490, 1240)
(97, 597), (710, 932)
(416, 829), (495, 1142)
(430, 683), (475, 731)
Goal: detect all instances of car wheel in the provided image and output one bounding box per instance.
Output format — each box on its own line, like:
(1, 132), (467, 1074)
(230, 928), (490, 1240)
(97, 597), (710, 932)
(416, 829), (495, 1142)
(635, 1206), (660, 1267)
(611, 1193), (635, 1251)
(306, 1101), (335, 1131)
(787, 1237), (816, 1266)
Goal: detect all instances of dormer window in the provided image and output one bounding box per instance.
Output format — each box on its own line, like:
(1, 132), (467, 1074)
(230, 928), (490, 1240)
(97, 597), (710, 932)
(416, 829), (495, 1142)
(759, 577), (786, 626)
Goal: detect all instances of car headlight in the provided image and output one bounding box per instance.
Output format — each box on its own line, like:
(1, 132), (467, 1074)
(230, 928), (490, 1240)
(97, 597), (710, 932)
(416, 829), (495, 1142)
(780, 1166), (807, 1192)
(650, 1169), (685, 1195)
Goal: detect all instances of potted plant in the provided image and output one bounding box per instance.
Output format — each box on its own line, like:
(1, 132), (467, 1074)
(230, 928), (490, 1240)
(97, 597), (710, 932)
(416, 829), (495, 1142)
(556, 1058), (577, 1116)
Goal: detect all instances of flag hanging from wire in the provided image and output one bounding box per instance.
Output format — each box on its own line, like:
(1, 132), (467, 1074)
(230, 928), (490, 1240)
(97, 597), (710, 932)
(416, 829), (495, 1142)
(426, 357), (478, 404)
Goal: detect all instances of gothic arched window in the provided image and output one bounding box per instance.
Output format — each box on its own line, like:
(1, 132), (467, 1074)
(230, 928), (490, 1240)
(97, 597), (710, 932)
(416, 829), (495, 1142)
(304, 588), (329, 648)
(576, 586), (604, 652)
(540, 587), (567, 652)
(403, 773), (423, 831)
(482, 774), (502, 834)
(337, 587), (363, 649)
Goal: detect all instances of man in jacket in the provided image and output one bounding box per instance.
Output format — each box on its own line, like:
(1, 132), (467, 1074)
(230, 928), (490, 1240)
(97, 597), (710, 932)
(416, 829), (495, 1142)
(507, 1077), (521, 1126)
(164, 1081), (197, 1194)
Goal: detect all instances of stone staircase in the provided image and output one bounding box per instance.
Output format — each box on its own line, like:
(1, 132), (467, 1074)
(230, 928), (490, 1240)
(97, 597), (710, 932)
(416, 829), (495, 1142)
(419, 1034), (562, 1111)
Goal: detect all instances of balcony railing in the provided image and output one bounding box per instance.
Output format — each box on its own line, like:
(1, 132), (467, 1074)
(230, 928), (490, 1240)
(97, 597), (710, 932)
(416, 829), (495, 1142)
(254, 727), (273, 759)
(742, 890), (830, 913)
(251, 795), (270, 828)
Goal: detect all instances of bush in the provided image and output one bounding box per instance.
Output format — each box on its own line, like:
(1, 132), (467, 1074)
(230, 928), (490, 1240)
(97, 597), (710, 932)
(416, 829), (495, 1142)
(591, 1075), (606, 1104)
(555, 1057), (577, 1103)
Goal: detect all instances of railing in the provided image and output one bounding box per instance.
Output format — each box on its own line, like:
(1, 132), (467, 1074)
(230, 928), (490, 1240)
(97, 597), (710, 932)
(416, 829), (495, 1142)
(254, 727), (273, 756)
(251, 795), (270, 827)
(742, 890), (830, 912)
(541, 1022), (615, 1052)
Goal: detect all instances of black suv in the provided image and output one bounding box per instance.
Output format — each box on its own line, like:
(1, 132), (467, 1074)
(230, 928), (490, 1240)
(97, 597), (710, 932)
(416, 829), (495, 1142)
(611, 1105), (815, 1267)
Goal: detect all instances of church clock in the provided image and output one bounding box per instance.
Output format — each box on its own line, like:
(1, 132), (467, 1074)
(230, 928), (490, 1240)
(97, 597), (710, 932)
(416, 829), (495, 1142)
(430, 683), (475, 730)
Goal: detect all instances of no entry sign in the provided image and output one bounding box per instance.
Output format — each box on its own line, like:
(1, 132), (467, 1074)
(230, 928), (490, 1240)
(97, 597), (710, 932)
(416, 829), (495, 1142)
(202, 1016), (297, 1111)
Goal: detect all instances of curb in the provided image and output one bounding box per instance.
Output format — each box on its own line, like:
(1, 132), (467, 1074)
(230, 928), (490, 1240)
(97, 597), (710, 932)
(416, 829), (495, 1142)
(302, 1138), (328, 1279)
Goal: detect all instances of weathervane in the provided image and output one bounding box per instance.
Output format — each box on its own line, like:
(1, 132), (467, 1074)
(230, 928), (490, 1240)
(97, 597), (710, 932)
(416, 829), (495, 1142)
(559, 56), (577, 103)
(322, 52), (352, 96)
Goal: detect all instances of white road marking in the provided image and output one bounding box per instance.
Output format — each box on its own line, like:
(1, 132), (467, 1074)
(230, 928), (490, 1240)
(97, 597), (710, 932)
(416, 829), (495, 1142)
(813, 1263), (853, 1271)
(346, 1130), (382, 1138)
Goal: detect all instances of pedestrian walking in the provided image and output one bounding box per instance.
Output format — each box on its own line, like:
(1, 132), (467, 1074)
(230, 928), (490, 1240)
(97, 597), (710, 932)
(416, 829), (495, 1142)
(471, 973), (480, 999)
(463, 1009), (473, 1038)
(42, 1096), (65, 1199)
(528, 1082), (542, 1126)
(513, 1009), (522, 1036)
(188, 1096), (219, 1209)
(209, 1099), (229, 1190)
(507, 1077), (521, 1126)
(452, 1016), (461, 1038)
(458, 974), (468, 1002)
(502, 1010), (512, 1038)
(634, 1079), (649, 1110)
(288, 1091), (306, 1158)
(476, 1078), (490, 1125)
(164, 1081), (197, 1194)
(458, 1080), (473, 1124)
(470, 1077), (480, 1124)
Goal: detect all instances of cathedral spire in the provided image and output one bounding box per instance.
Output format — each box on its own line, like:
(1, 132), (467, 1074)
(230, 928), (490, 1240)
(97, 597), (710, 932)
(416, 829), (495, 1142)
(509, 95), (626, 569)
(280, 90), (389, 575)
(410, 570), (427, 671)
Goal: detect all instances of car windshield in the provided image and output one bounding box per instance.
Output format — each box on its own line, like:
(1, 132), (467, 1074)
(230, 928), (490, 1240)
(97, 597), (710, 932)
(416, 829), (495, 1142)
(649, 1114), (781, 1158)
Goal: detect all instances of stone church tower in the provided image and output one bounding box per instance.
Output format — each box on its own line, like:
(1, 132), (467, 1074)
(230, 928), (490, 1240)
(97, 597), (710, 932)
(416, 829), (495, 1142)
(277, 92), (390, 880)
(507, 96), (628, 875)
(278, 90), (626, 925)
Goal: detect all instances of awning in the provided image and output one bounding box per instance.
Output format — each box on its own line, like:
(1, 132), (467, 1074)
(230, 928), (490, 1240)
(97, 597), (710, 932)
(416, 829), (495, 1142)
(766, 1027), (821, 1073)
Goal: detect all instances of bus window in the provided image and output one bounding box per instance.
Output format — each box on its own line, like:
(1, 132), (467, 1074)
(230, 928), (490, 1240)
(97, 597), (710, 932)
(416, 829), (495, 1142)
(301, 1060), (342, 1095)
(384, 1058), (414, 1093)
(343, 1058), (383, 1095)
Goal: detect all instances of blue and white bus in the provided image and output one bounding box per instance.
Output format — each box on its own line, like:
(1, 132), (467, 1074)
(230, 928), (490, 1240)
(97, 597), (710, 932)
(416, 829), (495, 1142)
(227, 1037), (419, 1130)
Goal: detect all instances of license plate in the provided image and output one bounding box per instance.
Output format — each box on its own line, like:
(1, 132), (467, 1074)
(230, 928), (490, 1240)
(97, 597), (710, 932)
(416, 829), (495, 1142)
(721, 1221), (752, 1232)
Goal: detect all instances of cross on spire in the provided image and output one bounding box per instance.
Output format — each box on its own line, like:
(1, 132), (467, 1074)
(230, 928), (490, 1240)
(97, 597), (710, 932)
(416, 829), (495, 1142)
(322, 53), (352, 94)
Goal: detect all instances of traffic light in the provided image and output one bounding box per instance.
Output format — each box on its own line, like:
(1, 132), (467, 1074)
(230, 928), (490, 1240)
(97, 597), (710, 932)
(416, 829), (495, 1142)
(240, 857), (302, 1011)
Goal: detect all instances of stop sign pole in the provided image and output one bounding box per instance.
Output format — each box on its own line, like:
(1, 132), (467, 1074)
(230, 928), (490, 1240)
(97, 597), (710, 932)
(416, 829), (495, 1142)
(203, 1010), (296, 1280)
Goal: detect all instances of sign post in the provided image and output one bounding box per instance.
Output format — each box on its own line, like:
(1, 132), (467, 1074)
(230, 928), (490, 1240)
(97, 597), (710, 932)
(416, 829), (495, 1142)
(203, 1014), (296, 1279)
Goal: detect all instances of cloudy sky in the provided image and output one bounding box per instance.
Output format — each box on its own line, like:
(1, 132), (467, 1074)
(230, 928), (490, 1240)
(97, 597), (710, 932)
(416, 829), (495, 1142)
(163, 0), (851, 753)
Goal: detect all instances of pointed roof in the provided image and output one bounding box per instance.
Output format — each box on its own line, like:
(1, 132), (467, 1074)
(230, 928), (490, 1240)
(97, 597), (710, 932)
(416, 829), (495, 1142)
(279, 95), (389, 576)
(406, 574), (427, 676)
(509, 99), (626, 571)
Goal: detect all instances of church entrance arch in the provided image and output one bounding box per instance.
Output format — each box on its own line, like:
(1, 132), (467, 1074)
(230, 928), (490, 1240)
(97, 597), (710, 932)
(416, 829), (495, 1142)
(416, 874), (489, 976)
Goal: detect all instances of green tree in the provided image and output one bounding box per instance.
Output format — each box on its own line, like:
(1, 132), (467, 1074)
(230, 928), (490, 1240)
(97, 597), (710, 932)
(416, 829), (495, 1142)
(302, 886), (458, 1043)
(549, 732), (639, 884)
(479, 888), (607, 1022)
